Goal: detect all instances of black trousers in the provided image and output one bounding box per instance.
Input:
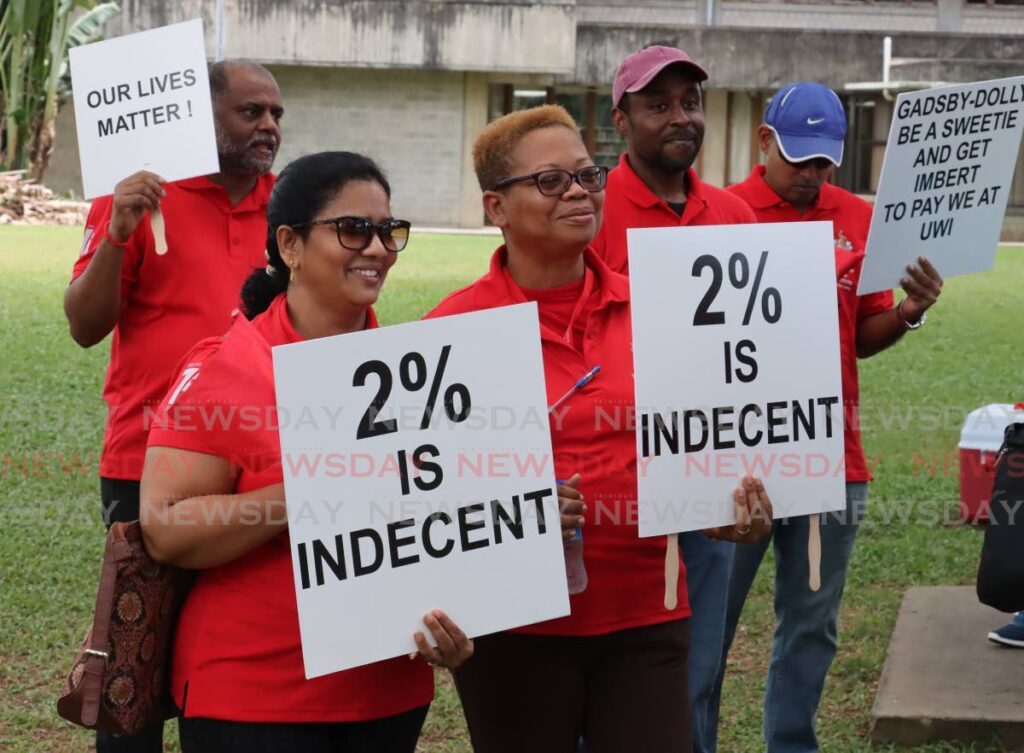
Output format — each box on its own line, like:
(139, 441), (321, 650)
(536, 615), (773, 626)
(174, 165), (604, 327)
(178, 705), (430, 753)
(96, 477), (165, 753)
(101, 476), (144, 526)
(454, 619), (693, 753)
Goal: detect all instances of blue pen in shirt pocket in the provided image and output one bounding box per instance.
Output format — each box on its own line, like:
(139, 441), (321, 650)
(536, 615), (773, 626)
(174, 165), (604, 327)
(548, 365), (601, 415)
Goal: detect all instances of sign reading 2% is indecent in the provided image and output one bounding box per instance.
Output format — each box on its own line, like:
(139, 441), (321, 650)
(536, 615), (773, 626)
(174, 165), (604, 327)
(273, 304), (569, 677)
(628, 222), (848, 536)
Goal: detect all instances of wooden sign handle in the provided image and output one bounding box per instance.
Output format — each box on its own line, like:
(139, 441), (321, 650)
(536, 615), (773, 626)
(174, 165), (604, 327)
(808, 515), (822, 592)
(151, 204), (168, 255)
(664, 533), (679, 610)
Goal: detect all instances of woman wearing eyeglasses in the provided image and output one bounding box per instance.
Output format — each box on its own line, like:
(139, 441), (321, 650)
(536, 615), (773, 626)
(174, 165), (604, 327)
(426, 106), (771, 753)
(139, 151), (472, 752)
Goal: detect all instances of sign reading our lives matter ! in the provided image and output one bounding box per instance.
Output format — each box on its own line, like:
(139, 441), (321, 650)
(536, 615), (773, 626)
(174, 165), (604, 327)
(69, 19), (218, 198)
(273, 304), (569, 677)
(859, 76), (1024, 294)
(629, 222), (847, 536)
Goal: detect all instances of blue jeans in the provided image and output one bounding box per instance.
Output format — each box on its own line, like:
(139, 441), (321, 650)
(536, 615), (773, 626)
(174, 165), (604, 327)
(679, 532), (735, 753)
(710, 482), (868, 753)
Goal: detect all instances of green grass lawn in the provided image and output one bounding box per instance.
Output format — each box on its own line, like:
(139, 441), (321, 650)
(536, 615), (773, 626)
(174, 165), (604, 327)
(1, 225), (1020, 752)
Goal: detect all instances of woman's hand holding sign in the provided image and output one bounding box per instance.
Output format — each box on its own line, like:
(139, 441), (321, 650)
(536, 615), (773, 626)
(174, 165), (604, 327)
(411, 610), (474, 670)
(703, 475), (774, 544)
(557, 473), (586, 542)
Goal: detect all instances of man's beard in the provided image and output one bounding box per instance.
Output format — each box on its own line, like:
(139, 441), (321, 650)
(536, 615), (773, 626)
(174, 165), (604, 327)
(650, 132), (702, 175)
(216, 125), (277, 175)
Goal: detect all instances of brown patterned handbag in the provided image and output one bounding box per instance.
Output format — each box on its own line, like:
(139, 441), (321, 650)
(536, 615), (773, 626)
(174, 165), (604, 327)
(57, 521), (191, 735)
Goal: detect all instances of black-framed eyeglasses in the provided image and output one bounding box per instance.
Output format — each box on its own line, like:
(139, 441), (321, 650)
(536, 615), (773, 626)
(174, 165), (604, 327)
(492, 165), (608, 196)
(291, 216), (412, 252)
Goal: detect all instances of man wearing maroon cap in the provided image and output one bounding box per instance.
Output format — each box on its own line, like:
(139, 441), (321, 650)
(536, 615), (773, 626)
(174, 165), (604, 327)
(591, 44), (758, 753)
(710, 82), (943, 753)
(592, 45), (756, 273)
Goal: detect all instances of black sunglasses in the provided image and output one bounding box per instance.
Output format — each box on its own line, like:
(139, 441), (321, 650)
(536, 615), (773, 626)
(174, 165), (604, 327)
(492, 165), (608, 196)
(291, 216), (412, 252)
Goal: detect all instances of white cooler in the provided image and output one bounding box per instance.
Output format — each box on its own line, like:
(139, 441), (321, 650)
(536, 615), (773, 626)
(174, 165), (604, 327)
(958, 402), (1024, 522)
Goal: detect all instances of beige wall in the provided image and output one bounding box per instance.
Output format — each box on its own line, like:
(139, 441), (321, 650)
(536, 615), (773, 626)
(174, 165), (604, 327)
(270, 66), (469, 227)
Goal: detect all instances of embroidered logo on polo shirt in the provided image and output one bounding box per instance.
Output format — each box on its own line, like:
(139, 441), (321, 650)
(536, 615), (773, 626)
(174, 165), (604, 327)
(167, 366), (200, 406)
(835, 230), (853, 251)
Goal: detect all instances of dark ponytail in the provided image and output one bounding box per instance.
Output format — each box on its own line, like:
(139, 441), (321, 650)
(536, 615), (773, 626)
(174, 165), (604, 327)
(240, 151), (392, 319)
(240, 243), (290, 320)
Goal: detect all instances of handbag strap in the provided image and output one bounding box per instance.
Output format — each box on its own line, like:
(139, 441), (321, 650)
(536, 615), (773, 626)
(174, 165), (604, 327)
(80, 523), (133, 727)
(1004, 421), (1024, 451)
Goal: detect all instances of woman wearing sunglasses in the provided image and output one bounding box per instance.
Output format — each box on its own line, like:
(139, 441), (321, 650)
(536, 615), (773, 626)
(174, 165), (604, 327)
(426, 106), (772, 753)
(139, 151), (472, 752)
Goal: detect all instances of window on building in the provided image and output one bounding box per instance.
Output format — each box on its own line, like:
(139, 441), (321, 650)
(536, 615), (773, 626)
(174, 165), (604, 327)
(835, 96), (883, 195)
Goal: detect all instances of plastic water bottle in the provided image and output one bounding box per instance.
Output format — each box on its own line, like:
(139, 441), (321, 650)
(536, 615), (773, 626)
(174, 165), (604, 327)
(565, 526), (588, 595)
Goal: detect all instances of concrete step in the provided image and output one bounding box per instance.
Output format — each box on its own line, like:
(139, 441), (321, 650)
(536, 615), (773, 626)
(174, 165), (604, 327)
(871, 586), (1024, 749)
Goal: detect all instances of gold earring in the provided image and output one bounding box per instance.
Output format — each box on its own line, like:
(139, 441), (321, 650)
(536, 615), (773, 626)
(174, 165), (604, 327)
(289, 265), (296, 283)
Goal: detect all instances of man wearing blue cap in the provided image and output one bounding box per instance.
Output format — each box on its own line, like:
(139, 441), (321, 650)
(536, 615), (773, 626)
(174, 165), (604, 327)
(714, 82), (944, 753)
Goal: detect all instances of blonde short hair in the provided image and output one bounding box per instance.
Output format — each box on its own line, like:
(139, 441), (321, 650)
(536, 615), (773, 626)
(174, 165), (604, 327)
(473, 105), (581, 191)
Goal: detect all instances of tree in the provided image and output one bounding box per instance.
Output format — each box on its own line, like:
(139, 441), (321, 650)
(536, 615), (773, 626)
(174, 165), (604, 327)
(0, 0), (119, 180)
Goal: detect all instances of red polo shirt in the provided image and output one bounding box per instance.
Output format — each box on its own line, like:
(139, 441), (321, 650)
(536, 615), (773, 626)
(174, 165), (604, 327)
(72, 174), (275, 480)
(727, 165), (894, 482)
(591, 153), (757, 274)
(147, 293), (433, 721)
(426, 247), (690, 636)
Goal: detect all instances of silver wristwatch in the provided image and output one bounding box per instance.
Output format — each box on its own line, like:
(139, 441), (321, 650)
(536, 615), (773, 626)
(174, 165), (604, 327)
(898, 300), (926, 330)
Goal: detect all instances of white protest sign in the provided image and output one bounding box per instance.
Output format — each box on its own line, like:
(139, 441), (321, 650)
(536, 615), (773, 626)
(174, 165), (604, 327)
(629, 222), (846, 536)
(859, 76), (1024, 295)
(69, 19), (218, 198)
(272, 304), (569, 677)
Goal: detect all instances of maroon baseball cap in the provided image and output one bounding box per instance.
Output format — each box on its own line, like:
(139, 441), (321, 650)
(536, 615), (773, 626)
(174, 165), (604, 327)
(612, 46), (708, 107)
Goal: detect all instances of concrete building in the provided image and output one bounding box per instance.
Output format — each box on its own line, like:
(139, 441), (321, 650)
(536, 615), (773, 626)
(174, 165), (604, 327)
(47, 0), (1024, 235)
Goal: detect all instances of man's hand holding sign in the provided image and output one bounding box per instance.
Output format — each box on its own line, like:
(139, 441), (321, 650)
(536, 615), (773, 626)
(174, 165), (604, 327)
(894, 257), (943, 327)
(106, 171), (167, 243)
(855, 255), (943, 359)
